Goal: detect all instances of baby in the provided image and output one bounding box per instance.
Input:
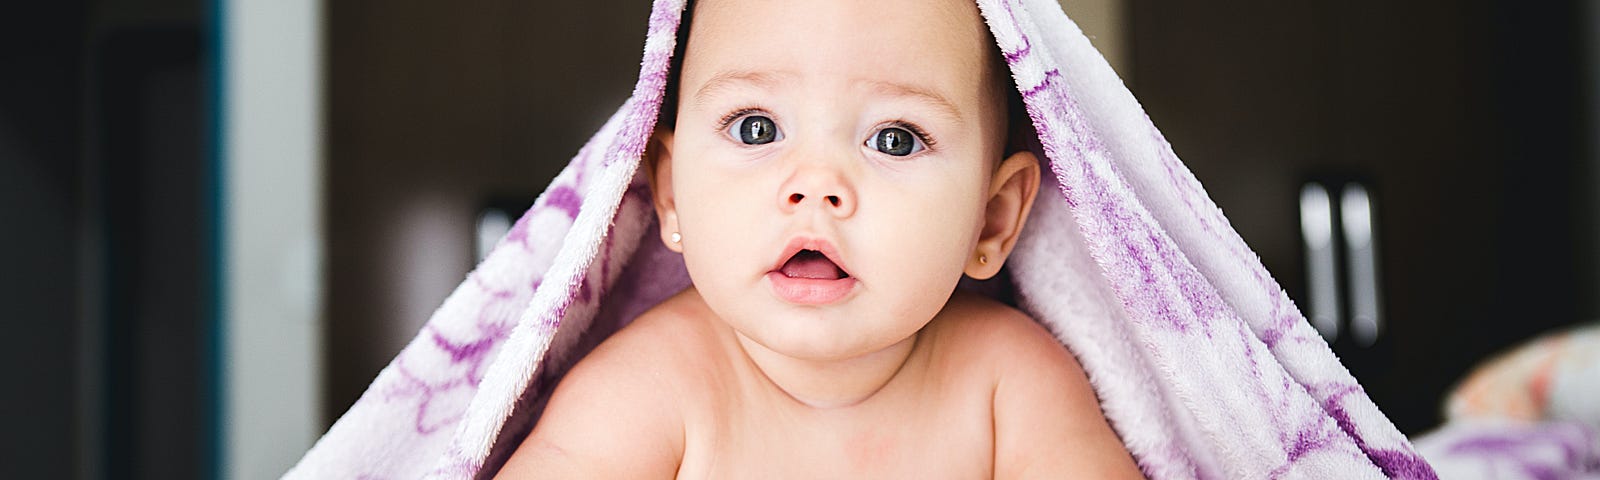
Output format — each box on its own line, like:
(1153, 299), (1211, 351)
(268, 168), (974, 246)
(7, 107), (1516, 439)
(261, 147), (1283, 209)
(499, 0), (1141, 477)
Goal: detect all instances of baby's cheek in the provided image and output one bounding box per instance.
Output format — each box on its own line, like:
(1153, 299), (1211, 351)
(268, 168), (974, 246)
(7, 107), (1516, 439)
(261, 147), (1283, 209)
(679, 179), (761, 232)
(871, 221), (970, 289)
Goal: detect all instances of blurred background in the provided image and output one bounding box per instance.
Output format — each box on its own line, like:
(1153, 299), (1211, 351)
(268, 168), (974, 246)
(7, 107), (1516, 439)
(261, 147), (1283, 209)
(3, 0), (1595, 478)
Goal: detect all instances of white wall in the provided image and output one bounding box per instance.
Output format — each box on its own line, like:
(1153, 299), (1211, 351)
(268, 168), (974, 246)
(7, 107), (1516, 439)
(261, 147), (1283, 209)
(223, 0), (324, 477)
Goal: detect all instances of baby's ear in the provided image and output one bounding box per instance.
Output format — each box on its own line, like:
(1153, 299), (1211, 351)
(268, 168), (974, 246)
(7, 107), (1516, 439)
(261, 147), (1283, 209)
(645, 129), (683, 252)
(965, 151), (1041, 280)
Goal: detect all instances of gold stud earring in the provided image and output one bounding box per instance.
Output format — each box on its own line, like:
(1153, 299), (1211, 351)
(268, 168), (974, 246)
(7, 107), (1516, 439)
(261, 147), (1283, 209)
(979, 254), (988, 265)
(670, 232), (681, 243)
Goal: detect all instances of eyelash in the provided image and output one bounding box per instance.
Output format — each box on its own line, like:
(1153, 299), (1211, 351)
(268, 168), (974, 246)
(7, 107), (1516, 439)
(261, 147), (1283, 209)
(715, 108), (939, 152)
(715, 107), (763, 133)
(881, 120), (938, 150)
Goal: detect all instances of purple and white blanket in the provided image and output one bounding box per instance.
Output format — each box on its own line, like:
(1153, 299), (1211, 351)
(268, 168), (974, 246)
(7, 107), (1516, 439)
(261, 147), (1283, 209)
(286, 0), (1435, 477)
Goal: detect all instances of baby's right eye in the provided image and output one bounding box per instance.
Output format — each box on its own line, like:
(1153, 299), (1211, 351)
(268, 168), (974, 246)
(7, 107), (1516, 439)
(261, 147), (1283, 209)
(727, 114), (782, 145)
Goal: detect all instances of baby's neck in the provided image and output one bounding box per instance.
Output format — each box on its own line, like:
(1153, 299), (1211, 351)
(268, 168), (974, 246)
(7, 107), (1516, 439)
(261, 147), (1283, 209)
(731, 330), (920, 409)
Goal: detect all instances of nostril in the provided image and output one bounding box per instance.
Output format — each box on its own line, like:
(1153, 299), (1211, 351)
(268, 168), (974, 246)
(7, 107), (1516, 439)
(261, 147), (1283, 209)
(789, 193), (804, 204)
(826, 195), (840, 207)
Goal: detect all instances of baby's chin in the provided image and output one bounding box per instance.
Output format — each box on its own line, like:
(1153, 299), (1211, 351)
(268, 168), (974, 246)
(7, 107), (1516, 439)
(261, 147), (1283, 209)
(726, 310), (930, 362)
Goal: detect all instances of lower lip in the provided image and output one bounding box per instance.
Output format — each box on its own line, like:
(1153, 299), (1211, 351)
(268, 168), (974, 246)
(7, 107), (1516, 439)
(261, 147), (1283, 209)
(766, 272), (858, 305)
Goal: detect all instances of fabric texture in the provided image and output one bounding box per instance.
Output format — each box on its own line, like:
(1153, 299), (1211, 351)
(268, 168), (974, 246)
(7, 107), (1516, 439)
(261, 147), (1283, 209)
(286, 0), (1436, 477)
(1414, 419), (1599, 480)
(1409, 324), (1600, 479)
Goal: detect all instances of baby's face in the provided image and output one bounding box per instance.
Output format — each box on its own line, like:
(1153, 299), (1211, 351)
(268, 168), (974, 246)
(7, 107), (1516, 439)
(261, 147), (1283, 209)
(654, 0), (1010, 361)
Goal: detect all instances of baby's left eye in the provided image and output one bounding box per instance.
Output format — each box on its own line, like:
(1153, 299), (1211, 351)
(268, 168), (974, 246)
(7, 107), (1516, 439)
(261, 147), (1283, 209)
(867, 127), (925, 157)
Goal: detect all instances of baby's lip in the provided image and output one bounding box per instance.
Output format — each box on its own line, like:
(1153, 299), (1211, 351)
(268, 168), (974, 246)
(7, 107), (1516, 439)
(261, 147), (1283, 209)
(770, 236), (851, 278)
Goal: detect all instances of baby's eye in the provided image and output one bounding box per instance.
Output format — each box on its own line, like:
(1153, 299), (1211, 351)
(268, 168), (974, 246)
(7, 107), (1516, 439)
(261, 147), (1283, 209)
(867, 126), (925, 157)
(728, 114), (782, 145)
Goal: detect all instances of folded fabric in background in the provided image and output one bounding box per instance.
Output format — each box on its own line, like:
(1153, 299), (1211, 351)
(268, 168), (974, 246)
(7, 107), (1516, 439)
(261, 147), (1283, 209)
(1414, 324), (1600, 479)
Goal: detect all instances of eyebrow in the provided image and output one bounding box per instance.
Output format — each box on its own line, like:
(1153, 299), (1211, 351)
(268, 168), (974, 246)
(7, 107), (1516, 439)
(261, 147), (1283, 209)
(863, 79), (965, 124)
(691, 70), (792, 109)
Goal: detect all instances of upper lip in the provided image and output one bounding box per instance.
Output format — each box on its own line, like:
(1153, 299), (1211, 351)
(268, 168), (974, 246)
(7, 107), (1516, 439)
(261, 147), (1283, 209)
(770, 236), (852, 278)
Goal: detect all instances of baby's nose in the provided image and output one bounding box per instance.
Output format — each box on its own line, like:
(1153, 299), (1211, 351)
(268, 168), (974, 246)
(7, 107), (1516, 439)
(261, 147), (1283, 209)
(779, 168), (856, 218)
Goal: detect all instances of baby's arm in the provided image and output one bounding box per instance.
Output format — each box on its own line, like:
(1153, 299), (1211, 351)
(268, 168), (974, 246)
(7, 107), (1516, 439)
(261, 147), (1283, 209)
(989, 311), (1145, 479)
(495, 319), (685, 478)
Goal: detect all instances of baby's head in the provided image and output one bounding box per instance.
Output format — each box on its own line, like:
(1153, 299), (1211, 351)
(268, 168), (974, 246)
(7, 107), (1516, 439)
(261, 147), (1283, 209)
(647, 0), (1040, 361)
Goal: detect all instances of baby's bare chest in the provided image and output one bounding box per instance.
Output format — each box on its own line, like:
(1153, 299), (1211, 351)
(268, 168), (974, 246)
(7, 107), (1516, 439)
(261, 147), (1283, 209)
(675, 387), (996, 478)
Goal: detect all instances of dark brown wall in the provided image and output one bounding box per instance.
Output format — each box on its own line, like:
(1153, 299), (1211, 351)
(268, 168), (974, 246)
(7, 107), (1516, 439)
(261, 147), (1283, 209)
(1129, 0), (1596, 433)
(323, 0), (653, 422)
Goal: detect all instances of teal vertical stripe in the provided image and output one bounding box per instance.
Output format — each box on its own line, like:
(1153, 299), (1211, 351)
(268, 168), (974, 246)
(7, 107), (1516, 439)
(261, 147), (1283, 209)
(204, 0), (227, 478)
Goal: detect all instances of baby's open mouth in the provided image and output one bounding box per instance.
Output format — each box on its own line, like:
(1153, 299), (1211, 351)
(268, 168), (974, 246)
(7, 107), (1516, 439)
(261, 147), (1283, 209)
(779, 249), (850, 280)
(767, 240), (857, 304)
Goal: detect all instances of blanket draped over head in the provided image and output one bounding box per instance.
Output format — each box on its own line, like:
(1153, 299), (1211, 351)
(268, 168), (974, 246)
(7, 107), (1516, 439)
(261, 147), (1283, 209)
(287, 0), (1437, 477)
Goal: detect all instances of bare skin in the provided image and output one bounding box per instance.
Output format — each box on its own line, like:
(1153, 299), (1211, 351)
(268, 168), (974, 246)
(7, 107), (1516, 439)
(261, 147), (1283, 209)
(498, 0), (1143, 477)
(499, 289), (1141, 478)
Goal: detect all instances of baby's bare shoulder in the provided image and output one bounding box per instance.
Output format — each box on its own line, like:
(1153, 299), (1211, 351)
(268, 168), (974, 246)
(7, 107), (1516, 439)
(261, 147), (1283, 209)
(497, 291), (716, 478)
(935, 293), (1144, 478)
(591, 290), (725, 375)
(545, 292), (721, 403)
(928, 291), (1064, 366)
